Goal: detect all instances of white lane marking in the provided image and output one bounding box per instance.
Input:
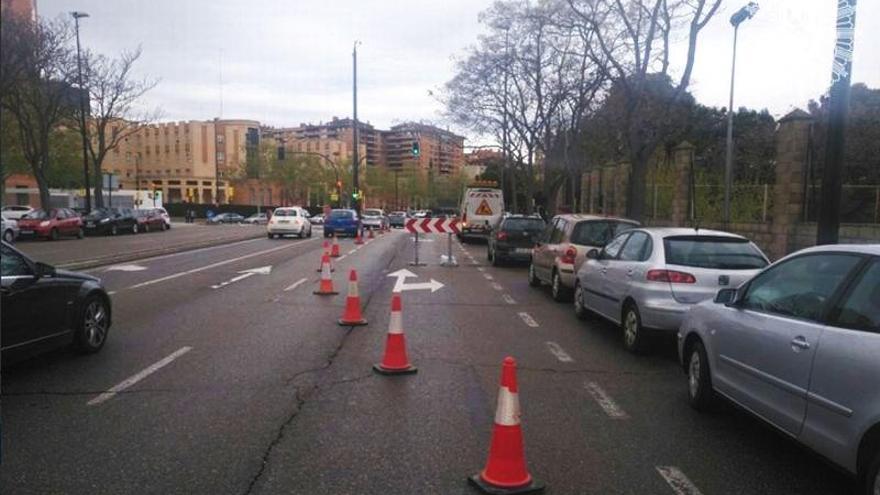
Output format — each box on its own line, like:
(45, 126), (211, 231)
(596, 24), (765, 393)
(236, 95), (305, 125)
(518, 312), (539, 328)
(546, 341), (574, 363)
(476, 267), (485, 272)
(107, 291), (117, 296)
(88, 347), (192, 405)
(105, 264), (147, 272)
(348, 249), (357, 254)
(127, 238), (319, 290)
(283, 277), (308, 292)
(585, 382), (629, 419)
(491, 282), (503, 291)
(337, 254), (347, 261)
(656, 466), (704, 495)
(471, 260), (479, 265)
(210, 266), (272, 290)
(82, 237), (266, 272)
(502, 294), (516, 305)
(483, 273), (493, 280)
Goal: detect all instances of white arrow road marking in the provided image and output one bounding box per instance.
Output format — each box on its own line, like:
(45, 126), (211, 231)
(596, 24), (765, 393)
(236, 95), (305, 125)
(283, 277), (308, 292)
(105, 264), (147, 272)
(387, 269), (444, 293)
(211, 265), (272, 289)
(585, 382), (628, 419)
(518, 312), (539, 327)
(656, 467), (703, 495)
(502, 294), (516, 304)
(88, 346), (192, 405)
(546, 341), (574, 363)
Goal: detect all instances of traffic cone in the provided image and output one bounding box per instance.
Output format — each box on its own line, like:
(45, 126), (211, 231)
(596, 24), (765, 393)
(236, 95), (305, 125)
(331, 234), (341, 257)
(372, 294), (417, 375)
(355, 230), (364, 245)
(368, 228), (375, 239)
(338, 269), (367, 326)
(469, 357), (544, 494)
(313, 255), (338, 295)
(318, 240), (335, 272)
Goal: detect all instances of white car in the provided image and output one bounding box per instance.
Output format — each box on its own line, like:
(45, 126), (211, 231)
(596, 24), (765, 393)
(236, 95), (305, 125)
(2, 216), (19, 242)
(1, 205), (34, 220)
(267, 207), (312, 239)
(309, 214), (325, 225)
(361, 208), (387, 230)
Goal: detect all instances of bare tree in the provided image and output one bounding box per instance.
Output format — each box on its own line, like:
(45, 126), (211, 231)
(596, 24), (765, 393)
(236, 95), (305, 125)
(0, 16), (76, 210)
(76, 47), (159, 207)
(567, 0), (722, 221)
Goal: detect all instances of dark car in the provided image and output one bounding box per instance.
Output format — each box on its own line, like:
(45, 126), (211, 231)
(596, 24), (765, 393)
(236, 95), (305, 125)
(488, 215), (546, 266)
(324, 209), (359, 237)
(83, 207), (139, 235)
(134, 209), (168, 232)
(388, 211), (408, 228)
(1, 241), (111, 363)
(16, 208), (84, 241)
(207, 212), (245, 224)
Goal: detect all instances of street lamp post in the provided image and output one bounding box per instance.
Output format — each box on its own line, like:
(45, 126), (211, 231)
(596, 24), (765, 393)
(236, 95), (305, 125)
(352, 41), (362, 218)
(71, 11), (91, 213)
(723, 2), (759, 224)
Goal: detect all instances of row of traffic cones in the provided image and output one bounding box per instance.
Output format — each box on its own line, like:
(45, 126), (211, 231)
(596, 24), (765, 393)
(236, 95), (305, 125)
(313, 242), (541, 494)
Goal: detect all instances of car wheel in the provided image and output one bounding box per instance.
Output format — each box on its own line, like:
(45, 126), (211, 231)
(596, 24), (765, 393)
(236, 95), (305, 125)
(551, 270), (571, 302)
(863, 448), (880, 495)
(3, 229), (14, 243)
(49, 228), (59, 241)
(573, 281), (589, 320)
(75, 295), (110, 354)
(132, 223), (139, 234)
(528, 263), (541, 287)
(110, 225), (118, 236)
(622, 303), (649, 354)
(487, 247), (493, 262)
(77, 227), (84, 239)
(686, 340), (717, 411)
(267, 233), (274, 239)
(163, 222), (169, 231)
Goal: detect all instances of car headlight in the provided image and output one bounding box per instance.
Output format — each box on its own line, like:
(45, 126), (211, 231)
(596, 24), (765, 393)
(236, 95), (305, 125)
(99, 218), (110, 224)
(39, 220), (50, 226)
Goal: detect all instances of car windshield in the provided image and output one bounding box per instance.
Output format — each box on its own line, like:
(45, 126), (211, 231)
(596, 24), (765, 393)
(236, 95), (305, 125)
(571, 221), (635, 246)
(22, 209), (48, 219)
(330, 210), (353, 219)
(664, 236), (769, 270)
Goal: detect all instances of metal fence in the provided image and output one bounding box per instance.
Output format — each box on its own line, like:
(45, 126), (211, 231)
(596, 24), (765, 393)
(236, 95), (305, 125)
(805, 185), (880, 224)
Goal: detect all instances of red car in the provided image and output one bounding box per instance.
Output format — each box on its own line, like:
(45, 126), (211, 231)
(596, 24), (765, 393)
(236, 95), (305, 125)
(134, 209), (168, 232)
(16, 208), (84, 240)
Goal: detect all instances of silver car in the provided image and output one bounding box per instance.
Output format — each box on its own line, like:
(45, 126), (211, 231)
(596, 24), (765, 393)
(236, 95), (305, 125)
(2, 216), (20, 243)
(574, 227), (769, 353)
(678, 244), (880, 493)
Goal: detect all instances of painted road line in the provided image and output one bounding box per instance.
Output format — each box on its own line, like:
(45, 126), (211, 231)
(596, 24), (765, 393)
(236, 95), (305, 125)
(283, 277), (308, 292)
(86, 237), (266, 273)
(656, 466), (704, 495)
(348, 249), (357, 254)
(491, 282), (503, 291)
(107, 291), (117, 296)
(546, 341), (574, 363)
(127, 238), (319, 290)
(518, 312), (539, 328)
(88, 347), (192, 405)
(337, 254), (348, 261)
(483, 273), (494, 280)
(477, 267), (485, 272)
(502, 294), (516, 305)
(585, 382), (629, 419)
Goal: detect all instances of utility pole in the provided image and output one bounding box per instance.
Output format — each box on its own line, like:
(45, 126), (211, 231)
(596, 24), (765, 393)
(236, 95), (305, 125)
(71, 11), (91, 213)
(818, 0), (858, 245)
(135, 152), (141, 207)
(352, 41), (362, 218)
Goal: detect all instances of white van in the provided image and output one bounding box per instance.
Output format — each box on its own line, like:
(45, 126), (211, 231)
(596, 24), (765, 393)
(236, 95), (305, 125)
(459, 186), (504, 242)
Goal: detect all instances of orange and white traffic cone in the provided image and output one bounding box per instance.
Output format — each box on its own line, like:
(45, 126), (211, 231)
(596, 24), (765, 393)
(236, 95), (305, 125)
(354, 230), (364, 245)
(331, 233), (341, 257)
(368, 228), (375, 239)
(318, 240), (335, 272)
(313, 255), (338, 295)
(338, 269), (367, 326)
(372, 294), (417, 375)
(469, 357), (544, 494)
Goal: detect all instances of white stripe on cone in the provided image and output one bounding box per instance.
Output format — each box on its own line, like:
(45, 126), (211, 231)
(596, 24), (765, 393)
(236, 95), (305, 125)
(348, 280), (359, 297)
(322, 261), (332, 278)
(388, 311), (403, 335)
(494, 386), (521, 426)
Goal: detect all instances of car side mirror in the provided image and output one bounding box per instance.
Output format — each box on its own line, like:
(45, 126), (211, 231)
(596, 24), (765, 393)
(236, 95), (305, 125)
(34, 261), (56, 279)
(587, 248), (600, 260)
(714, 288), (738, 306)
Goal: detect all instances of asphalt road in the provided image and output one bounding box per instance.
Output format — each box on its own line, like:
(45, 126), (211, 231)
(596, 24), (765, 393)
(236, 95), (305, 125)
(0, 229), (854, 494)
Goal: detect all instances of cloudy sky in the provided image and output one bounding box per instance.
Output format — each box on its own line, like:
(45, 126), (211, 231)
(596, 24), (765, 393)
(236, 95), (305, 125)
(39, 0), (880, 137)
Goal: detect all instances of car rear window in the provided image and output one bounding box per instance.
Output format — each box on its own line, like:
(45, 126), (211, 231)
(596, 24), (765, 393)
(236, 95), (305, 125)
(274, 209), (297, 217)
(364, 209), (382, 216)
(570, 221), (635, 246)
(503, 218), (545, 233)
(664, 236), (768, 270)
(330, 210), (353, 219)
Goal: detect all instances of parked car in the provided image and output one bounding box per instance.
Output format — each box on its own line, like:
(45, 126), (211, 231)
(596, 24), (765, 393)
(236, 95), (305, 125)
(678, 244), (879, 494)
(388, 211), (408, 228)
(267, 207), (312, 239)
(529, 214), (639, 302)
(487, 215), (546, 266)
(1, 241), (112, 363)
(574, 227), (769, 353)
(324, 209), (359, 238)
(153, 207), (172, 229)
(207, 212), (245, 224)
(17, 208), (84, 240)
(362, 208), (387, 230)
(134, 209), (168, 232)
(2, 216), (19, 243)
(1, 205), (34, 220)
(83, 207), (138, 236)
(309, 214), (325, 225)
(243, 213), (269, 225)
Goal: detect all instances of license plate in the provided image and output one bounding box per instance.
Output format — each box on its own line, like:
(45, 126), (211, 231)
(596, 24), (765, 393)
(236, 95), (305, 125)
(87, 222), (95, 227)
(279, 220), (289, 224)
(20, 230), (33, 235)
(515, 248), (531, 254)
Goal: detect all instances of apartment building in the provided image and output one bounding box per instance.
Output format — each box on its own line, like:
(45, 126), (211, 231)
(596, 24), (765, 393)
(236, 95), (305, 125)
(383, 123), (465, 175)
(103, 119), (260, 204)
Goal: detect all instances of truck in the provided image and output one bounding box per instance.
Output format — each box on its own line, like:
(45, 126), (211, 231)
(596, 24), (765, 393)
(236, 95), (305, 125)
(458, 182), (504, 243)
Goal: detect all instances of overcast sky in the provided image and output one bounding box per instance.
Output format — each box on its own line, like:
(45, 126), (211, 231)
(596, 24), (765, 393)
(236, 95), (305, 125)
(39, 0), (880, 138)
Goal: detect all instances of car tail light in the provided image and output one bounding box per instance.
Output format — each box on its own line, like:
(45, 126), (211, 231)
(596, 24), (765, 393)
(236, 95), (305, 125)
(646, 269), (696, 284)
(461, 212), (467, 227)
(560, 246), (577, 264)
(496, 231), (508, 241)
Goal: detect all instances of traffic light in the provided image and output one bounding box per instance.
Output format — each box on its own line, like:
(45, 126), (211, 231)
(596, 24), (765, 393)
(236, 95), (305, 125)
(336, 180), (343, 190)
(351, 189), (360, 201)
(411, 141), (420, 157)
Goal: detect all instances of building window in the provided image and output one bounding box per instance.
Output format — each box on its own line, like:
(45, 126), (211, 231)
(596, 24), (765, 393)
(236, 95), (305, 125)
(217, 151), (225, 163)
(217, 134), (225, 144)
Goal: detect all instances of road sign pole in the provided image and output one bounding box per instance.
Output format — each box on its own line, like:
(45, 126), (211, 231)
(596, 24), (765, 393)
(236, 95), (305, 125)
(409, 231), (425, 266)
(441, 232), (458, 267)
